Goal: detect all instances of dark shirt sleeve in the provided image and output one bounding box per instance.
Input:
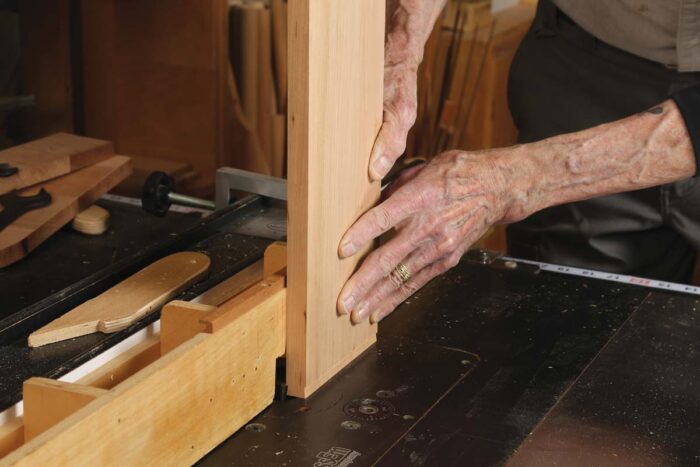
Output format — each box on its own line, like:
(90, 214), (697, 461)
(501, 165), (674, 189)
(671, 83), (700, 176)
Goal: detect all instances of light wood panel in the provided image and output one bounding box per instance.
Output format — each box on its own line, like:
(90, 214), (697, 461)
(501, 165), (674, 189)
(22, 379), (107, 442)
(160, 301), (215, 355)
(3, 289), (286, 466)
(286, 0), (384, 397)
(28, 252), (210, 347)
(0, 133), (113, 195)
(0, 155), (132, 268)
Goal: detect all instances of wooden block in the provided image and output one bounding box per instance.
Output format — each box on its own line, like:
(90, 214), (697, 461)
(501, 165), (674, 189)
(287, 0), (384, 397)
(202, 274), (285, 333)
(71, 204), (110, 236)
(3, 288), (286, 466)
(191, 259), (264, 307)
(22, 378), (107, 442)
(0, 419), (23, 460)
(160, 301), (216, 355)
(0, 155), (132, 268)
(28, 252), (211, 347)
(0, 133), (114, 195)
(264, 241), (287, 277)
(76, 337), (161, 390)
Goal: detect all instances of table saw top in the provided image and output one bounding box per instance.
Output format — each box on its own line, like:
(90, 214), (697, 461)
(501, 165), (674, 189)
(1, 197), (698, 466)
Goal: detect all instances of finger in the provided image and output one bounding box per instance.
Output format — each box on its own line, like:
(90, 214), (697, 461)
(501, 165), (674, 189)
(339, 186), (425, 258)
(348, 239), (448, 322)
(368, 252), (463, 324)
(369, 117), (410, 181)
(382, 161), (426, 200)
(337, 226), (430, 315)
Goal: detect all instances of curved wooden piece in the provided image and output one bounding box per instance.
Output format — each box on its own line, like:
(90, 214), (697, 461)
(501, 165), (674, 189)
(28, 252), (210, 347)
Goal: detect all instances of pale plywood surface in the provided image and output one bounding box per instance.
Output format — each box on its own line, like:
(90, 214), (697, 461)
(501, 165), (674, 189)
(28, 252), (210, 347)
(0, 133), (114, 195)
(0, 155), (132, 268)
(22, 379), (107, 442)
(286, 0), (384, 397)
(3, 289), (286, 466)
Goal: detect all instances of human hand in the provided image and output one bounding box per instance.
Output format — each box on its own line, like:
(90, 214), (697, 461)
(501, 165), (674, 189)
(338, 149), (520, 324)
(369, 61), (419, 181)
(369, 0), (448, 181)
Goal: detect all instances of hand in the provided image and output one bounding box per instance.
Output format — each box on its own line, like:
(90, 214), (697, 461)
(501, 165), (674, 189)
(369, 61), (419, 181)
(338, 149), (518, 324)
(369, 0), (448, 180)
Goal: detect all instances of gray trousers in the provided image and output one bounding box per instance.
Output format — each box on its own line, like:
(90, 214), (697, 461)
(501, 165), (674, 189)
(506, 0), (700, 282)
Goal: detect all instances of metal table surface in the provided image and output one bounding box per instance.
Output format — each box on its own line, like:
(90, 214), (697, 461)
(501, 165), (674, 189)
(200, 257), (700, 466)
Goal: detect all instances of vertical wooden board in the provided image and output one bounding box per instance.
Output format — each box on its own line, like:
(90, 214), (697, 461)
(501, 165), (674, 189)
(287, 0), (384, 397)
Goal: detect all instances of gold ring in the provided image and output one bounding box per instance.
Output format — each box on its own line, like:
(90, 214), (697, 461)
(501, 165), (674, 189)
(391, 263), (411, 287)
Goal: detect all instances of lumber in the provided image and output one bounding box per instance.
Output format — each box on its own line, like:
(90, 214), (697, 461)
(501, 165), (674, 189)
(76, 337), (161, 390)
(287, 0), (384, 397)
(0, 420), (23, 460)
(2, 288), (286, 466)
(0, 155), (132, 268)
(0, 133), (113, 195)
(22, 379), (107, 442)
(202, 274), (285, 333)
(71, 204), (109, 235)
(264, 241), (287, 277)
(28, 252), (211, 347)
(191, 259), (264, 306)
(160, 301), (215, 355)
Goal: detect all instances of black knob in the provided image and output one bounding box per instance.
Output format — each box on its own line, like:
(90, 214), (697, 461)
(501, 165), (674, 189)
(142, 171), (174, 216)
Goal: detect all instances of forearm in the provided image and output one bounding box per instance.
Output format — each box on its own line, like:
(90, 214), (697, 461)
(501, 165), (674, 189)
(498, 100), (696, 222)
(386, 0), (447, 67)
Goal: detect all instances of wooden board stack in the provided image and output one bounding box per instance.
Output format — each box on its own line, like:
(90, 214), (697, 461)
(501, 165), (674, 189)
(0, 133), (132, 268)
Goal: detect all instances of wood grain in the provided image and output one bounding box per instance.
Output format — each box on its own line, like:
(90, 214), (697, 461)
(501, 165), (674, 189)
(28, 252), (210, 347)
(22, 379), (107, 442)
(286, 0), (384, 397)
(71, 204), (110, 235)
(3, 289), (286, 466)
(0, 133), (114, 195)
(0, 155), (132, 268)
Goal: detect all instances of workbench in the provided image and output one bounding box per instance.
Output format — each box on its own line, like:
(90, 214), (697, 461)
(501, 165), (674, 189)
(1, 196), (698, 465)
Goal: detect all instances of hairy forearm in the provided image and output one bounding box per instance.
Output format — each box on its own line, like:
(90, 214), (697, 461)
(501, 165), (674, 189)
(386, 0), (447, 67)
(497, 100), (696, 222)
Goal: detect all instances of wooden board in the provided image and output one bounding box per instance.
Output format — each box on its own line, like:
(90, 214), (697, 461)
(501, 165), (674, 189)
(3, 288), (286, 466)
(0, 133), (114, 195)
(286, 0), (384, 397)
(0, 156), (131, 267)
(28, 252), (210, 347)
(23, 379), (107, 442)
(0, 156), (132, 268)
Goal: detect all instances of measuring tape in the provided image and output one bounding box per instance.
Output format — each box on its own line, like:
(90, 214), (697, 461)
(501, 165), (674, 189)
(504, 257), (700, 297)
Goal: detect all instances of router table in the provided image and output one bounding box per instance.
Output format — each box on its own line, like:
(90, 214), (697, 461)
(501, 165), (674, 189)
(1, 196), (698, 466)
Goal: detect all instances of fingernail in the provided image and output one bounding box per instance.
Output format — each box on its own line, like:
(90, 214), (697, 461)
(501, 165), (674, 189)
(372, 156), (392, 180)
(351, 302), (369, 324)
(339, 295), (355, 315)
(340, 239), (357, 258)
(370, 311), (381, 324)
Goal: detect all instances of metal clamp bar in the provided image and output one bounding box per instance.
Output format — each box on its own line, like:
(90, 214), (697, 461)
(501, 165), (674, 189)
(215, 167), (287, 210)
